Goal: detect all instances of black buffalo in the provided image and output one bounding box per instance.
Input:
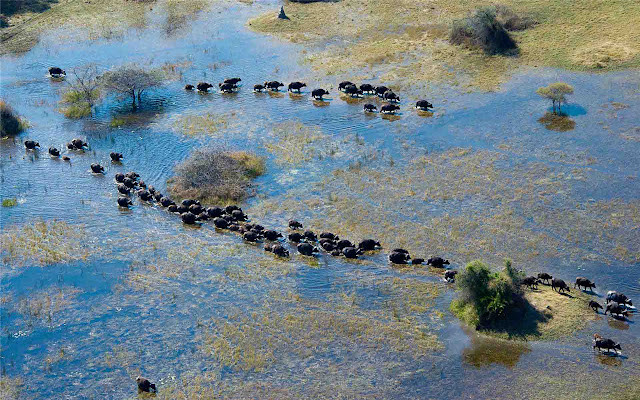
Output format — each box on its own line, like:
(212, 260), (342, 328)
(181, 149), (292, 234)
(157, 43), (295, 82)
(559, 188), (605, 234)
(589, 300), (603, 313)
(90, 163), (105, 174)
(358, 239), (381, 251)
(363, 103), (377, 113)
(380, 104), (400, 114)
(110, 152), (123, 162)
(427, 256), (450, 268)
(136, 376), (157, 393)
(574, 277), (596, 291)
(521, 276), (540, 289)
(593, 338), (621, 354)
(537, 272), (552, 284)
(312, 88), (329, 100)
(444, 270), (458, 282)
(338, 81), (354, 92)
(288, 219), (303, 230)
(48, 147), (60, 157)
(197, 82), (213, 92)
(24, 140), (40, 150)
(297, 242), (318, 256)
(288, 82), (306, 92)
(416, 100), (433, 111)
(551, 278), (570, 293)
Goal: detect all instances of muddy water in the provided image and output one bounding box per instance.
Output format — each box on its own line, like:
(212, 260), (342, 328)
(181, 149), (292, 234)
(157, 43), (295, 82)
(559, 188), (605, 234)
(1, 1), (640, 399)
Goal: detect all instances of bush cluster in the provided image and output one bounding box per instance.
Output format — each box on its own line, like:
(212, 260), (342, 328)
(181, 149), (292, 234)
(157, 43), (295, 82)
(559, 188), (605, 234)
(451, 260), (524, 327)
(449, 6), (519, 55)
(168, 148), (266, 204)
(1, 101), (27, 136)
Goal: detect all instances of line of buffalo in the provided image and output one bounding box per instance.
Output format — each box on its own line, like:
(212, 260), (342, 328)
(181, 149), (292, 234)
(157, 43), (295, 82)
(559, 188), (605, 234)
(184, 77), (433, 115)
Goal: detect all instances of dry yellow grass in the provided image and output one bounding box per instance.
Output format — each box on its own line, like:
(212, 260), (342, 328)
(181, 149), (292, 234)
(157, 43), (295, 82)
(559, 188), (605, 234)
(249, 0), (640, 90)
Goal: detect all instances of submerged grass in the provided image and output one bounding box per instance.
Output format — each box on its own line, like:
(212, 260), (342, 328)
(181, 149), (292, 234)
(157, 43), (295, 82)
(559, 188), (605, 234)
(249, 0), (640, 90)
(263, 121), (329, 165)
(201, 293), (441, 373)
(250, 147), (640, 266)
(1, 220), (93, 269)
(2, 198), (18, 207)
(14, 287), (82, 328)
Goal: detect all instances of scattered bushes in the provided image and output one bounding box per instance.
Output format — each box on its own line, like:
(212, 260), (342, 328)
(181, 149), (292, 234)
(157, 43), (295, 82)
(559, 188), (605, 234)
(450, 259), (524, 327)
(1, 101), (28, 136)
(168, 148), (266, 204)
(450, 7), (518, 55)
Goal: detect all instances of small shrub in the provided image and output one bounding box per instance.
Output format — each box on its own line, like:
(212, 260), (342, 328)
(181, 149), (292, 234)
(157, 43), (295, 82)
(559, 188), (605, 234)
(494, 5), (537, 31)
(2, 198), (18, 207)
(450, 7), (517, 55)
(168, 148), (266, 204)
(63, 103), (92, 119)
(1, 101), (27, 136)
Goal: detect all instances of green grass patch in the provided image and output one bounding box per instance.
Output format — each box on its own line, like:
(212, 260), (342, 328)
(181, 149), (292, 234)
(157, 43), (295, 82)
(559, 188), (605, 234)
(2, 198), (18, 207)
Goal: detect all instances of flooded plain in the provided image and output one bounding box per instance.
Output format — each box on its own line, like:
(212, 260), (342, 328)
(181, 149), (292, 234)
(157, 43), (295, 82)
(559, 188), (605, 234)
(1, 1), (639, 399)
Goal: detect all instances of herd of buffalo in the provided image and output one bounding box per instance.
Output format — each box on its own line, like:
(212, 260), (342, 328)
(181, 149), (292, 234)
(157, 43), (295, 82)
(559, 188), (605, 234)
(184, 77), (434, 115)
(16, 69), (635, 394)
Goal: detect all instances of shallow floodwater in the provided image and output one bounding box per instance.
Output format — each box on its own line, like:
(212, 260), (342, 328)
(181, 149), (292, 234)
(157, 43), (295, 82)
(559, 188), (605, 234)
(1, 1), (640, 399)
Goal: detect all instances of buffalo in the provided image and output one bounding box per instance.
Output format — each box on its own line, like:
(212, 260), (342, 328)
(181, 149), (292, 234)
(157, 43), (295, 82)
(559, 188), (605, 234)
(312, 88), (329, 100)
(383, 91), (400, 103)
(363, 103), (377, 113)
(90, 163), (105, 174)
(136, 376), (157, 393)
(338, 81), (354, 92)
(288, 82), (306, 92)
(521, 276), (540, 289)
(342, 247), (359, 259)
(117, 197), (132, 208)
(110, 152), (123, 162)
(411, 258), (425, 265)
(605, 302), (629, 318)
(224, 77), (242, 86)
(606, 291), (633, 307)
(219, 82), (236, 93)
(263, 230), (283, 241)
(288, 232), (305, 243)
(389, 251), (410, 264)
(444, 270), (458, 282)
(537, 272), (552, 285)
(380, 104), (400, 114)
(253, 84), (265, 92)
(181, 212), (197, 225)
(213, 217), (229, 229)
(48, 147), (60, 157)
(137, 190), (153, 201)
(427, 257), (450, 268)
(265, 81), (284, 91)
(243, 231), (260, 242)
(375, 85), (389, 97)
(589, 300), (603, 313)
(24, 140), (40, 150)
(551, 278), (570, 294)
(49, 67), (66, 78)
(593, 338), (621, 354)
(288, 219), (303, 230)
(185, 84), (194, 91)
(207, 207), (224, 218)
(297, 242), (318, 256)
(197, 82), (213, 92)
(319, 232), (339, 240)
(358, 239), (381, 251)
(415, 100), (433, 111)
(574, 277), (596, 291)
(343, 84), (363, 97)
(360, 83), (376, 95)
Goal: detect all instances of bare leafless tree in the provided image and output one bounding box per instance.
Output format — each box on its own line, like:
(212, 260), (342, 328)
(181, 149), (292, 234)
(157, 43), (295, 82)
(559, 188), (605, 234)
(100, 65), (164, 109)
(65, 65), (101, 107)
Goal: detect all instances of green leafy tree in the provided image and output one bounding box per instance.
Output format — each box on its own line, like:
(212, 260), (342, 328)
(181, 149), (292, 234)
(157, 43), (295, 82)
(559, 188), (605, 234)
(536, 82), (574, 114)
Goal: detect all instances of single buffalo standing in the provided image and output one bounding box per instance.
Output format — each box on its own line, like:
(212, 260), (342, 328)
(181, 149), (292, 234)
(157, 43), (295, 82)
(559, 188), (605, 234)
(589, 300), (603, 313)
(521, 276), (540, 290)
(605, 302), (629, 318)
(136, 376), (157, 393)
(574, 277), (596, 291)
(593, 338), (621, 354)
(537, 272), (552, 285)
(551, 278), (570, 293)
